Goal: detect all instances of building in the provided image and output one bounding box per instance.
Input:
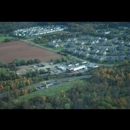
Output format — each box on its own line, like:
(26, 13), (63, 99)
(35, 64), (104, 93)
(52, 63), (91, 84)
(68, 65), (87, 72)
(82, 61), (87, 64)
(57, 66), (66, 71)
(88, 63), (98, 68)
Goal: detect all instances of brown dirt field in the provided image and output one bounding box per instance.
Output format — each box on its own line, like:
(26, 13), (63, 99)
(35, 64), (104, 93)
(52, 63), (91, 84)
(0, 41), (62, 63)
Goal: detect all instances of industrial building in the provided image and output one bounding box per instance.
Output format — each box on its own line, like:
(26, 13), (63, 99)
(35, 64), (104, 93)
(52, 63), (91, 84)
(68, 65), (87, 72)
(88, 63), (98, 68)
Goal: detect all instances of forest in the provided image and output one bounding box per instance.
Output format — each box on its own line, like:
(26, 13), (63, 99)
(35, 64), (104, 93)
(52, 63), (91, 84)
(0, 60), (130, 109)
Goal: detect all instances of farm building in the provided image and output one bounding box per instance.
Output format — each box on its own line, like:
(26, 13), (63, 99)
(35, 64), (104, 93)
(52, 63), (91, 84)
(68, 65), (87, 72)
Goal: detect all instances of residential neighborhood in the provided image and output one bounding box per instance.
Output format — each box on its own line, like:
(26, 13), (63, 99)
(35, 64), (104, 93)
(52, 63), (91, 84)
(12, 25), (68, 36)
(45, 34), (130, 63)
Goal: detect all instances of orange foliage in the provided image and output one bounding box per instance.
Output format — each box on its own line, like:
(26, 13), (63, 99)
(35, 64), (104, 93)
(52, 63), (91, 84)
(106, 74), (110, 79)
(121, 72), (126, 79)
(42, 95), (46, 101)
(92, 98), (96, 103)
(108, 68), (114, 73)
(0, 84), (4, 90)
(118, 98), (127, 107)
(115, 74), (119, 80)
(21, 89), (28, 95)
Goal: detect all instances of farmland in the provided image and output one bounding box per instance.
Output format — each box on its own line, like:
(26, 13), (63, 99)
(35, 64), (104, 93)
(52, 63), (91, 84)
(0, 41), (62, 63)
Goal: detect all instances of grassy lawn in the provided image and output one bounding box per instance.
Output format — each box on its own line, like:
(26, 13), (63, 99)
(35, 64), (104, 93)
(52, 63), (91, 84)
(0, 36), (13, 42)
(14, 79), (87, 102)
(124, 46), (129, 52)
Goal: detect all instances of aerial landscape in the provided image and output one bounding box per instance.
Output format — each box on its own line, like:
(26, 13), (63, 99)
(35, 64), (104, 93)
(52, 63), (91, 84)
(0, 22), (130, 109)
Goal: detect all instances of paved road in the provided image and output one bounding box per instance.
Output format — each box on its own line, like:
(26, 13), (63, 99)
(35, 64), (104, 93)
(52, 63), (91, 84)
(35, 75), (92, 90)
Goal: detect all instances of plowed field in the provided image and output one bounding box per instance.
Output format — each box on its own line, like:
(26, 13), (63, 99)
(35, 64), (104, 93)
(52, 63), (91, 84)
(0, 41), (62, 63)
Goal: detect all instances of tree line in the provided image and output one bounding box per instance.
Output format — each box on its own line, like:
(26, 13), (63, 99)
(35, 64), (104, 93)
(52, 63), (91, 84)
(0, 58), (41, 69)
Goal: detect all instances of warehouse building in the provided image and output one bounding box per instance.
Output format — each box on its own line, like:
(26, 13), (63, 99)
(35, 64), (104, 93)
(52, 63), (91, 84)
(68, 65), (87, 72)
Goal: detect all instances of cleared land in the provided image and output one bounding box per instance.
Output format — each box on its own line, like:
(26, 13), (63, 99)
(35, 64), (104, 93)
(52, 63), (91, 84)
(0, 41), (62, 63)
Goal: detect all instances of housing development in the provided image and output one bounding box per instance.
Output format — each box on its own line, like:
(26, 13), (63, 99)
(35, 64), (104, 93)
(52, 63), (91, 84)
(46, 30), (130, 63)
(12, 25), (68, 36)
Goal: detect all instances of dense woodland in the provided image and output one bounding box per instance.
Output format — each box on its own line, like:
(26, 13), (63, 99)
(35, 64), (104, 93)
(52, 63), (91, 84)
(0, 60), (130, 109)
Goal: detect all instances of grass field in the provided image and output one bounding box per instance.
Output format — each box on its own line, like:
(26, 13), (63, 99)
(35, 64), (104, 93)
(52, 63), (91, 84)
(14, 79), (87, 102)
(0, 36), (13, 42)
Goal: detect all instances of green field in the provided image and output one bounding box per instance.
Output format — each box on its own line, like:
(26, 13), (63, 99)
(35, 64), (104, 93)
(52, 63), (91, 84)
(14, 79), (87, 102)
(0, 36), (13, 42)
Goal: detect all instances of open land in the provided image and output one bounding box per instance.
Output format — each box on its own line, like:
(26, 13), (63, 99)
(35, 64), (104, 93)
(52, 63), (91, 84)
(0, 41), (62, 63)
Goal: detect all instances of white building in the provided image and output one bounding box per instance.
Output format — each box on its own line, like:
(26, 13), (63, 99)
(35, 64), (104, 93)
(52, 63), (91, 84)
(68, 65), (87, 72)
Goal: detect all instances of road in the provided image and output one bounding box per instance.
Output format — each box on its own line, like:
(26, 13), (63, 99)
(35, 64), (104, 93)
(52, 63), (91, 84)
(0, 75), (92, 99)
(35, 75), (92, 90)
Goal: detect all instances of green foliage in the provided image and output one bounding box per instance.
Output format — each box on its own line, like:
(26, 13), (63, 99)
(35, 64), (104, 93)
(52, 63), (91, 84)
(0, 22), (38, 34)
(0, 62), (8, 68)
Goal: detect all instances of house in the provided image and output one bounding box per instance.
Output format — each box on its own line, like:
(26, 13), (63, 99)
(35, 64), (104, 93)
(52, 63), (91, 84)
(96, 50), (99, 53)
(99, 56), (107, 61)
(80, 46), (84, 50)
(73, 50), (78, 54)
(91, 41), (95, 44)
(82, 53), (89, 57)
(54, 44), (59, 48)
(97, 51), (106, 55)
(57, 39), (62, 43)
(90, 50), (96, 54)
(125, 42), (130, 46)
(78, 51), (84, 56)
